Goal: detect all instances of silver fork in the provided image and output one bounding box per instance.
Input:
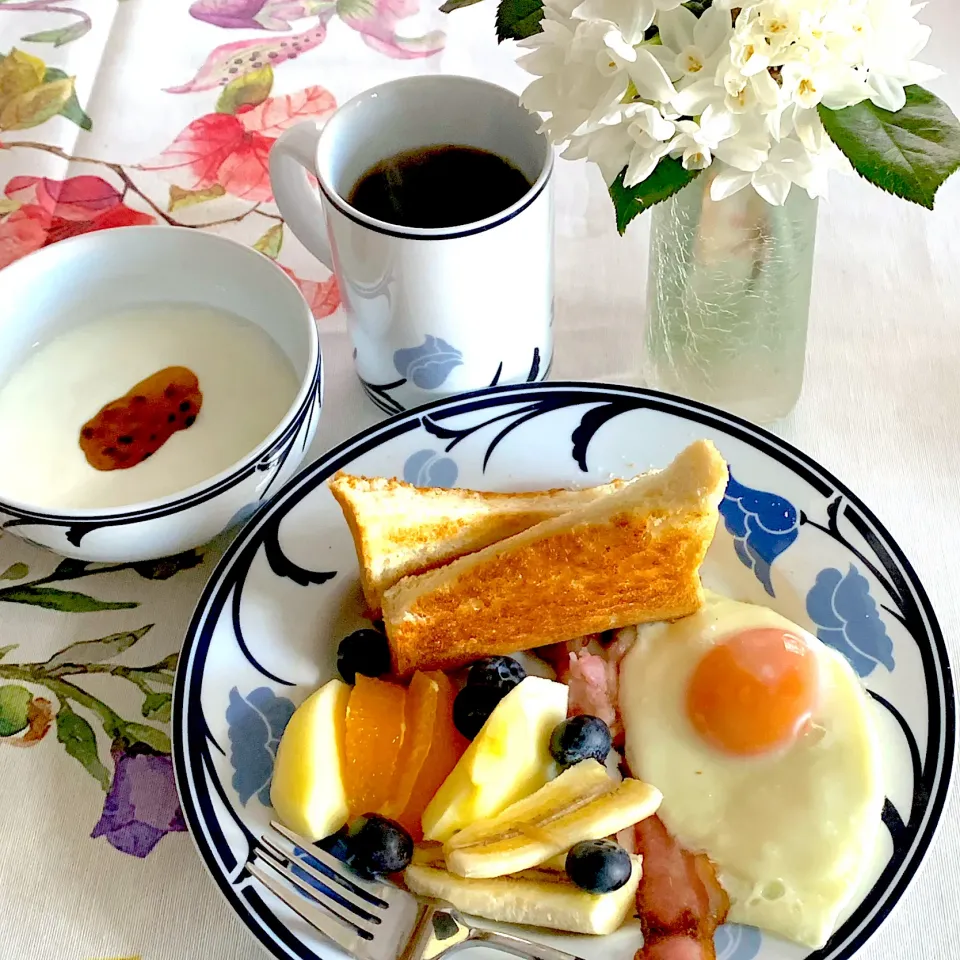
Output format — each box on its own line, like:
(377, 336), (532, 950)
(249, 821), (588, 960)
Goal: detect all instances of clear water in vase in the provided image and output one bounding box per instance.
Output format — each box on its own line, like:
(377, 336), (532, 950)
(645, 170), (818, 423)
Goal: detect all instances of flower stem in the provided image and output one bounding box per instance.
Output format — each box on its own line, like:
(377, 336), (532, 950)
(0, 560), (137, 603)
(0, 663), (125, 737)
(7, 141), (279, 229)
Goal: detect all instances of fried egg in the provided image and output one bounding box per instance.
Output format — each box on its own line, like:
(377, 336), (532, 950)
(620, 592), (883, 949)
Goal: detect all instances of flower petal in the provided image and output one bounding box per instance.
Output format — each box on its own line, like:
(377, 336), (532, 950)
(866, 72), (906, 112)
(627, 48), (678, 104)
(693, 4), (730, 56)
(672, 77), (721, 115)
(658, 5), (696, 53)
(710, 168), (752, 200)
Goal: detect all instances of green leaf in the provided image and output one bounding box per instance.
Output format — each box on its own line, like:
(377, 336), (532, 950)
(44, 625), (153, 669)
(253, 223), (283, 259)
(21, 21), (91, 47)
(43, 66), (92, 131)
(818, 86), (960, 210)
(52, 558), (89, 579)
(168, 184), (226, 212)
(0, 562), (28, 581)
(122, 721), (171, 754)
(0, 644), (18, 660)
(141, 691), (172, 723)
(495, 0), (543, 41)
(440, 0), (485, 10)
(0, 586), (138, 612)
(216, 64), (274, 114)
(56, 704), (110, 789)
(608, 158), (700, 235)
(0, 197), (20, 217)
(0, 684), (32, 737)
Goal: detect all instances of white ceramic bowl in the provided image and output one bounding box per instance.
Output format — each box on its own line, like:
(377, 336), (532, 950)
(0, 226), (322, 562)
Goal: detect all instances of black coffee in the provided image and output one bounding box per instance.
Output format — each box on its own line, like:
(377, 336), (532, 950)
(346, 144), (532, 229)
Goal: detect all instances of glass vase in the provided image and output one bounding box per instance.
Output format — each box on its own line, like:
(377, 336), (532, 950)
(644, 169), (818, 423)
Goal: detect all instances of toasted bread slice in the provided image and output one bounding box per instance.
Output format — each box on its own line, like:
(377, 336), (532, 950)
(382, 440), (728, 675)
(328, 473), (629, 616)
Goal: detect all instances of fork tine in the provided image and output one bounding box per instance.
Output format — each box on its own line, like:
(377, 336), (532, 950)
(249, 858), (375, 954)
(268, 821), (388, 901)
(258, 833), (385, 919)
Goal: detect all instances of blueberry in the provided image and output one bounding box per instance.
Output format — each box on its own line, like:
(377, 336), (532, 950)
(466, 656), (526, 695)
(316, 827), (351, 863)
(337, 628), (391, 684)
(549, 716), (612, 768)
(344, 814), (413, 878)
(453, 685), (503, 740)
(565, 839), (632, 894)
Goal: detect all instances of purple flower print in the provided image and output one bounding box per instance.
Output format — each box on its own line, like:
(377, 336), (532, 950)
(90, 742), (186, 858)
(190, 0), (310, 31)
(186, 0), (444, 61)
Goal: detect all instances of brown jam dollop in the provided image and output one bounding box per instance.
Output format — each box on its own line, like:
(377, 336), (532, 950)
(79, 365), (203, 471)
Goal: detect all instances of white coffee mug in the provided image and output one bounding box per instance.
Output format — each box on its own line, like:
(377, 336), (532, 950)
(270, 75), (554, 414)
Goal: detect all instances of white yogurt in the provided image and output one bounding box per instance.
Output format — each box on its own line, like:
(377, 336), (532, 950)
(0, 303), (300, 509)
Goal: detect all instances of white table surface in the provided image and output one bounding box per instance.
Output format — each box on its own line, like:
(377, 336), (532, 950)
(0, 0), (957, 957)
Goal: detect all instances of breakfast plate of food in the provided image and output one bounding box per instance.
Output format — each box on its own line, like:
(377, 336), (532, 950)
(171, 381), (954, 960)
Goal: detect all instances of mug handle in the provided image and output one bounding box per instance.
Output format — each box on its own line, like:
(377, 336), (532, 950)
(269, 121), (333, 269)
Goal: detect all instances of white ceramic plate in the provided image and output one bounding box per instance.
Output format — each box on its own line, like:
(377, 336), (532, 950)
(173, 382), (955, 960)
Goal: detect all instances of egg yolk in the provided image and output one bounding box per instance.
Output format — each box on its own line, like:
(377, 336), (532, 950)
(686, 628), (818, 756)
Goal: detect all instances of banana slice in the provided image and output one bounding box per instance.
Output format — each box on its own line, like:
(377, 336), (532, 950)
(404, 860), (642, 935)
(444, 759), (661, 879)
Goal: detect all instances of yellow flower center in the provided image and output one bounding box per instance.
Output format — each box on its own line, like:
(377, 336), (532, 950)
(799, 78), (816, 99)
(684, 52), (703, 74)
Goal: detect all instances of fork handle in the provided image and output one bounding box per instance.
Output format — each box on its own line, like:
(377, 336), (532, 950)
(466, 927), (587, 960)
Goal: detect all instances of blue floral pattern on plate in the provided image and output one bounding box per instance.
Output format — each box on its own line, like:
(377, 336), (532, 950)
(715, 923), (763, 960)
(394, 336), (463, 389)
(226, 686), (295, 806)
(719, 474), (800, 596)
(806, 565), (895, 677)
(403, 449), (458, 488)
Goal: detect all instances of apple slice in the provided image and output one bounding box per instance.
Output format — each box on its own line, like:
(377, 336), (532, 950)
(422, 676), (568, 843)
(271, 679), (351, 841)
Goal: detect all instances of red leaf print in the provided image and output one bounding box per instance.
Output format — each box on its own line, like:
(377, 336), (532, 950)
(0, 209), (47, 269)
(216, 131), (274, 201)
(282, 266), (341, 318)
(141, 113), (247, 191)
(240, 85), (336, 138)
(0, 174), (156, 271)
(5, 175), (122, 221)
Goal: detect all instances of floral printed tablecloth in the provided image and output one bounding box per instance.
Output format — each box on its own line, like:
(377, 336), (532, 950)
(1, 2), (959, 959)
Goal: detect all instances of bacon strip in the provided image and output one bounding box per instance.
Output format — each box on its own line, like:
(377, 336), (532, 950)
(634, 816), (729, 960)
(538, 628), (636, 746)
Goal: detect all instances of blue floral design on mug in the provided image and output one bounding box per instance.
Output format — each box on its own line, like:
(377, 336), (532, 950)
(806, 565), (895, 677)
(719, 474), (799, 597)
(404, 450), (458, 488)
(394, 336), (463, 389)
(714, 923), (763, 960)
(226, 686), (294, 806)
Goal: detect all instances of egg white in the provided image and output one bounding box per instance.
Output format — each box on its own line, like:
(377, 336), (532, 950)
(620, 593), (884, 949)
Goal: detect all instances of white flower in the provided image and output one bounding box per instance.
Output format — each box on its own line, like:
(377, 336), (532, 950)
(668, 102), (740, 170)
(650, 4), (731, 89)
(573, 0), (683, 43)
(519, 15), (632, 143)
(711, 137), (812, 204)
(860, 0), (941, 112)
(564, 101), (676, 186)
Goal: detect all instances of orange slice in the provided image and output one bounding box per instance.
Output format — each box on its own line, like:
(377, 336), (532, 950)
(344, 675), (407, 818)
(390, 671), (468, 840)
